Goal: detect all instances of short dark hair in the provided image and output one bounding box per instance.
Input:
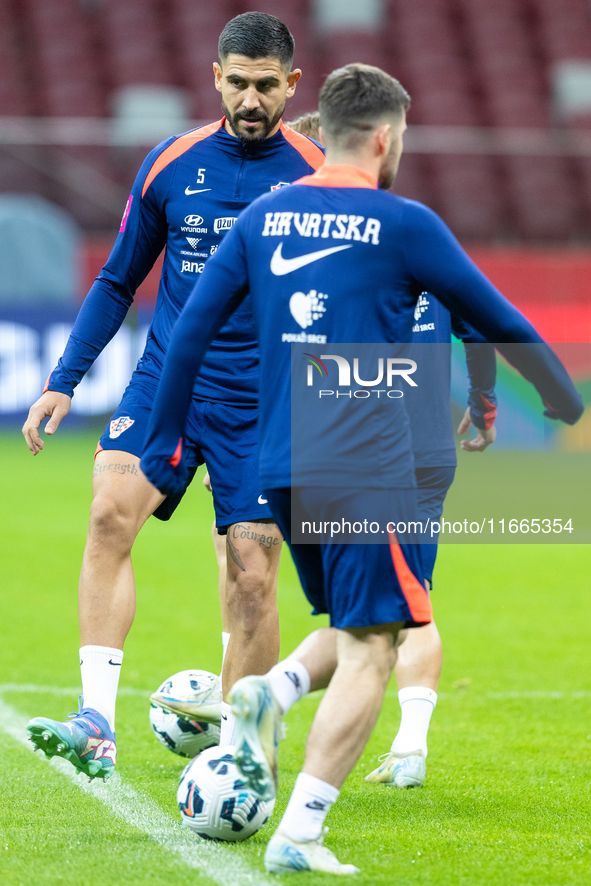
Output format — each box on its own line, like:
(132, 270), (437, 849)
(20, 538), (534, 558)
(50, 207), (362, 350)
(218, 12), (295, 70)
(319, 64), (410, 149)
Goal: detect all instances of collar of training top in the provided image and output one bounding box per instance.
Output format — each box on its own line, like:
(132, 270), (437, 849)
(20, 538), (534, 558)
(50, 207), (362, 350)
(295, 164), (379, 189)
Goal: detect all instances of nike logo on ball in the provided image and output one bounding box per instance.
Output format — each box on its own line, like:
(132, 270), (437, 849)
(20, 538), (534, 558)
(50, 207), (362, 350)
(270, 242), (352, 276)
(258, 495), (268, 504)
(185, 187), (212, 195)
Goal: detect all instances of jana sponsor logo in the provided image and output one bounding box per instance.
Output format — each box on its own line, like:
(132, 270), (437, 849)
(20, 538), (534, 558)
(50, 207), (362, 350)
(109, 416), (135, 439)
(214, 216), (237, 233)
(184, 214), (204, 226)
(181, 260), (205, 274)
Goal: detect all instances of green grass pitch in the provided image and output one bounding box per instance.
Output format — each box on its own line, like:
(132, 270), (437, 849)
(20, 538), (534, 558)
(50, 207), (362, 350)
(1, 431), (589, 885)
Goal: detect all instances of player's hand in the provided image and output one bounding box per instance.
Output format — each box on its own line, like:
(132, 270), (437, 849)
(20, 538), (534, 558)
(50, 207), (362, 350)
(457, 407), (496, 452)
(140, 453), (188, 497)
(22, 391), (72, 455)
(202, 471), (213, 493)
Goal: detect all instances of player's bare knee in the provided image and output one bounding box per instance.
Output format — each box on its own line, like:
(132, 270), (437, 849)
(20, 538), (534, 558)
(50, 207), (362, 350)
(226, 571), (277, 634)
(87, 493), (139, 553)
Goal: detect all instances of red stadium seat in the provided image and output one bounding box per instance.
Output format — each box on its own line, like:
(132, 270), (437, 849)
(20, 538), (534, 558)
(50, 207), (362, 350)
(430, 154), (504, 241)
(504, 156), (581, 240)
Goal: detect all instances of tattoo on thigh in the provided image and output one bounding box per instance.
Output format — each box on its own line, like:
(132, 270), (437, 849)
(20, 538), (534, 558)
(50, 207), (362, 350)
(93, 462), (139, 478)
(226, 534), (246, 572)
(230, 522), (280, 551)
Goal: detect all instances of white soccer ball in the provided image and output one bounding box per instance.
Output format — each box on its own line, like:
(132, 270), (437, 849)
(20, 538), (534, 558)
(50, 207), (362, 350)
(149, 703), (220, 758)
(177, 745), (275, 841)
(149, 669), (222, 724)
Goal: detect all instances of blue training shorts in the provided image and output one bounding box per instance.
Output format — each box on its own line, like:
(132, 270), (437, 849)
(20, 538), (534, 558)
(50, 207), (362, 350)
(97, 371), (273, 530)
(264, 486), (432, 630)
(415, 465), (456, 586)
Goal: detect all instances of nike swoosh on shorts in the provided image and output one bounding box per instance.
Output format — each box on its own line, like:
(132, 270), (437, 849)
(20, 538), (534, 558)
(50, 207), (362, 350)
(185, 187), (212, 195)
(270, 242), (352, 276)
(258, 495), (268, 504)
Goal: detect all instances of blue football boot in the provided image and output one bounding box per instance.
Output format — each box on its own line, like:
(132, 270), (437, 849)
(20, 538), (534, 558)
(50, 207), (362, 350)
(27, 699), (116, 781)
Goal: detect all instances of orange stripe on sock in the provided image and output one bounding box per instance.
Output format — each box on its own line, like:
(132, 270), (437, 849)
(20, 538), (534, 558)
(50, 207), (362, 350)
(141, 119), (223, 198)
(388, 532), (432, 623)
(280, 121), (325, 170)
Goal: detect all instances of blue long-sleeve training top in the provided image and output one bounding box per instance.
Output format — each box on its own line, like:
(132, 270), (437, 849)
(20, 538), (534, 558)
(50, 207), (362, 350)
(141, 164), (583, 494)
(42, 119), (325, 406)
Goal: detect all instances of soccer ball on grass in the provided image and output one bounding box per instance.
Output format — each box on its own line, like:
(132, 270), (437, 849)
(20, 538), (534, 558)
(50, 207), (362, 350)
(177, 745), (275, 841)
(149, 703), (220, 758)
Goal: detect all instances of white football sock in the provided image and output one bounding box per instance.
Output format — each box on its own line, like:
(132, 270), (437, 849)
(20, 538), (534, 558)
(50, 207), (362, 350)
(266, 659), (311, 715)
(279, 772), (339, 842)
(220, 700), (237, 746)
(391, 686), (437, 757)
(79, 645), (123, 731)
(221, 631), (230, 671)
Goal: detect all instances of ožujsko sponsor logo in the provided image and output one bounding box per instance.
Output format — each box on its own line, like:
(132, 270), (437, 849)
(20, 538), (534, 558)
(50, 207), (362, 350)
(303, 353), (417, 399)
(109, 416), (135, 438)
(271, 181), (290, 190)
(214, 216), (237, 233)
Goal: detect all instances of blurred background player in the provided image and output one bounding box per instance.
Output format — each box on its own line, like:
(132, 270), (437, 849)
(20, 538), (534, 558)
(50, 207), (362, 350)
(22, 12), (325, 779)
(140, 64), (582, 872)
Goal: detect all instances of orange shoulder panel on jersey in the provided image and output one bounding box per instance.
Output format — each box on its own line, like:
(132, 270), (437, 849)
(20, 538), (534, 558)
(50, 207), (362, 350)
(388, 533), (433, 623)
(280, 122), (325, 171)
(295, 164), (378, 190)
(141, 119), (224, 198)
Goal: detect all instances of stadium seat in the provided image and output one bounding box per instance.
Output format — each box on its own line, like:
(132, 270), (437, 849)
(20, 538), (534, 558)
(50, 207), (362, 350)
(504, 156), (581, 240)
(101, 0), (172, 86)
(430, 155), (504, 241)
(391, 154), (435, 207)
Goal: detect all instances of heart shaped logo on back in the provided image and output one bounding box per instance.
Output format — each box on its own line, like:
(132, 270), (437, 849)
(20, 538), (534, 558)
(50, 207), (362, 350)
(289, 291), (312, 329)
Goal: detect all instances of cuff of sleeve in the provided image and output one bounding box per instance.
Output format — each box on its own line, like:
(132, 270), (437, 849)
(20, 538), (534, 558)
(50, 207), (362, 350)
(470, 393), (497, 430)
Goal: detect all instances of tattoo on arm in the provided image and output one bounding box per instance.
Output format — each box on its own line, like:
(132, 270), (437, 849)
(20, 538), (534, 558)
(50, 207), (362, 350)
(93, 462), (139, 477)
(226, 533), (246, 572)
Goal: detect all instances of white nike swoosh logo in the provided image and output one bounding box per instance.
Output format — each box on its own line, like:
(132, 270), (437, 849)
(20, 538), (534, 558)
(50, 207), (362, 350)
(185, 187), (212, 195)
(258, 495), (268, 504)
(270, 242), (353, 275)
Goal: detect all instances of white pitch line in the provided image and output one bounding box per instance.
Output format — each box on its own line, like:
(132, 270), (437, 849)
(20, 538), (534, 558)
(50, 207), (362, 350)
(0, 696), (271, 886)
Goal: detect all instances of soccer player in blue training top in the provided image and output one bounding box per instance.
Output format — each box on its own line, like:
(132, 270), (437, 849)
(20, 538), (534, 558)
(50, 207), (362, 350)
(206, 110), (499, 791)
(140, 64), (583, 873)
(21, 11), (324, 780)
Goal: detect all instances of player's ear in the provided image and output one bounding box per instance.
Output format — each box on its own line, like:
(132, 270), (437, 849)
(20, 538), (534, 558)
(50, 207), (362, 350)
(213, 62), (223, 93)
(374, 123), (392, 157)
(286, 69), (302, 97)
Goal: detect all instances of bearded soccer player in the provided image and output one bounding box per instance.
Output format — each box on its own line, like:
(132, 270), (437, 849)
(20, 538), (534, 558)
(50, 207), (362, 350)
(141, 64), (582, 872)
(21, 12), (324, 780)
